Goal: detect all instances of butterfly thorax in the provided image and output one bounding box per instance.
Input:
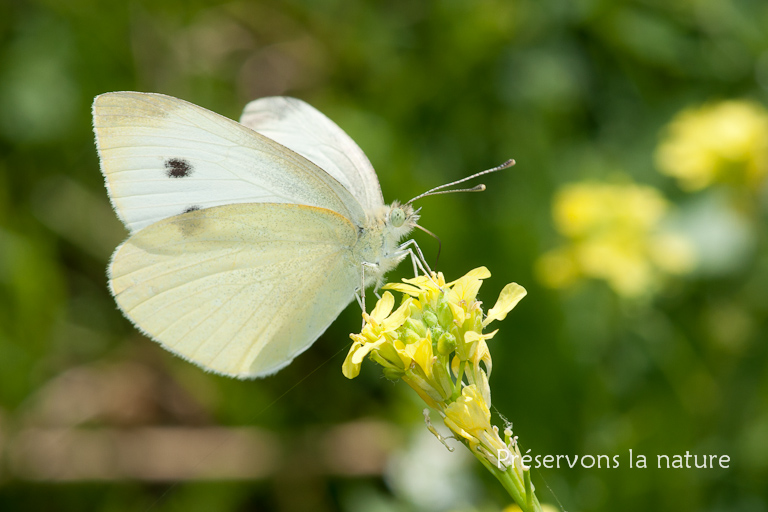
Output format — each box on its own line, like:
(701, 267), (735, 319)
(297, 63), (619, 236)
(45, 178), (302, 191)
(353, 201), (419, 288)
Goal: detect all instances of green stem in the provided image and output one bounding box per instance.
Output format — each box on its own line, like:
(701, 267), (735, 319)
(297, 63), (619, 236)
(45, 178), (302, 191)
(524, 468), (533, 510)
(451, 361), (466, 401)
(476, 455), (543, 512)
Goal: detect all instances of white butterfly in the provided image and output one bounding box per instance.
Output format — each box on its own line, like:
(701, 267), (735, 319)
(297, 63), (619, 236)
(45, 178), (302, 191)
(94, 92), (511, 379)
(93, 92), (430, 378)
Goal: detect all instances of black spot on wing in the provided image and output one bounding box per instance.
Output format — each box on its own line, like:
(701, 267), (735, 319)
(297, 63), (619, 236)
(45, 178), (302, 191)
(165, 158), (193, 178)
(183, 205), (201, 214)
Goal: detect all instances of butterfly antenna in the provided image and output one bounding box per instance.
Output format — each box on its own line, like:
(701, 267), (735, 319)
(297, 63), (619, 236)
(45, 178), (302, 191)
(414, 223), (442, 268)
(406, 159), (515, 205)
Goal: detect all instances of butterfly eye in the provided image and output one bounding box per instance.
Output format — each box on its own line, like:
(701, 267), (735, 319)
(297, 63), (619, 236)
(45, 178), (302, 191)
(390, 207), (406, 228)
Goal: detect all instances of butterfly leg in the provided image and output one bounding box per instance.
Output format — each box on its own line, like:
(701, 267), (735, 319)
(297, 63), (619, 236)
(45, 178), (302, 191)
(409, 248), (419, 277)
(359, 261), (379, 327)
(398, 239), (443, 290)
(404, 247), (437, 287)
(398, 238), (433, 277)
(356, 268), (367, 329)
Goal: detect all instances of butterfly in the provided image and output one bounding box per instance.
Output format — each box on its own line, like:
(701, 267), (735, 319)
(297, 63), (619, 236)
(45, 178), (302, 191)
(93, 92), (511, 378)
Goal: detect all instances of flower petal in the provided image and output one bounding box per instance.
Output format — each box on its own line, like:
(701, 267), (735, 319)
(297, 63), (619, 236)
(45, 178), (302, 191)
(391, 340), (414, 368)
(443, 384), (491, 441)
(341, 357), (361, 379)
(382, 282), (422, 296)
(448, 301), (465, 326)
(476, 368), (492, 408)
(409, 336), (435, 379)
(463, 329), (497, 343)
(370, 291), (395, 322)
(342, 342), (365, 379)
(451, 355), (460, 377)
(351, 338), (387, 365)
(381, 297), (413, 331)
(445, 268), (490, 306)
(446, 267), (491, 287)
(449, 276), (483, 305)
(483, 283), (527, 327)
(402, 275), (436, 288)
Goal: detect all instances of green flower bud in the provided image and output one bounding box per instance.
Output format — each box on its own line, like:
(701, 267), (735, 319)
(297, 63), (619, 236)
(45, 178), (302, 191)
(382, 367), (405, 381)
(437, 332), (456, 355)
(403, 328), (421, 344)
(405, 318), (427, 338)
(423, 310), (439, 328)
(437, 300), (453, 328)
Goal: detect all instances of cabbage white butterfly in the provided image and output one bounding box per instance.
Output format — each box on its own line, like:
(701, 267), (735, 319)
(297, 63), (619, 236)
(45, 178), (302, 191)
(93, 92), (510, 378)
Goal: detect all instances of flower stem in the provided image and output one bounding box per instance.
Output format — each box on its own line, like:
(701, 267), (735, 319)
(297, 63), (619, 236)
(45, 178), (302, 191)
(476, 456), (543, 512)
(451, 361), (466, 401)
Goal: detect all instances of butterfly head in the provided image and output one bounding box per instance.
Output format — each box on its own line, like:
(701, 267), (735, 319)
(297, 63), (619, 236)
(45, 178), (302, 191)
(386, 201), (419, 241)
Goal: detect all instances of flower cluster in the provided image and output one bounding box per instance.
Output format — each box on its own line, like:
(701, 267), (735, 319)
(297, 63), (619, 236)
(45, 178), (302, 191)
(536, 180), (695, 298)
(655, 100), (768, 191)
(343, 268), (542, 511)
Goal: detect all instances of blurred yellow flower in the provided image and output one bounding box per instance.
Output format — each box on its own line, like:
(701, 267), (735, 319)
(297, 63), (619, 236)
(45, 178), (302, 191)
(655, 100), (768, 191)
(537, 181), (696, 297)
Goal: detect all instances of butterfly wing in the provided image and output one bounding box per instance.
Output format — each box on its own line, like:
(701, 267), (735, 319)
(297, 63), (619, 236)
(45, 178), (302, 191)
(239, 96), (385, 211)
(93, 92), (367, 233)
(109, 202), (359, 378)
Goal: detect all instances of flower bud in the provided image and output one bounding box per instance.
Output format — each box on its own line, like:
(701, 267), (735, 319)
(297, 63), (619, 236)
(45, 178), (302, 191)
(430, 326), (444, 343)
(405, 318), (427, 338)
(423, 310), (439, 328)
(437, 300), (453, 328)
(382, 367), (405, 381)
(437, 332), (456, 355)
(403, 328), (421, 344)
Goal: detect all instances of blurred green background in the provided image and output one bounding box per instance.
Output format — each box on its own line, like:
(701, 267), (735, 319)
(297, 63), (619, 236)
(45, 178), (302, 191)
(1, 0), (768, 511)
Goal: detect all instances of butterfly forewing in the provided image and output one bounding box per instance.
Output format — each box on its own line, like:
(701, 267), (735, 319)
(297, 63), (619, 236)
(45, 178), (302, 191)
(93, 92), (366, 233)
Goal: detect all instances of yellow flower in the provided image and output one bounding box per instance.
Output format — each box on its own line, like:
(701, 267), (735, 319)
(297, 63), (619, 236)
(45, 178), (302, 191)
(443, 384), (507, 460)
(346, 268), (526, 402)
(446, 266), (490, 305)
(385, 271), (447, 304)
(552, 182), (668, 237)
(455, 330), (495, 405)
(537, 180), (696, 297)
(656, 100), (768, 191)
(344, 268), (541, 509)
(534, 248), (579, 289)
(443, 384), (490, 444)
(346, 268), (525, 442)
(342, 291), (412, 379)
(403, 334), (435, 379)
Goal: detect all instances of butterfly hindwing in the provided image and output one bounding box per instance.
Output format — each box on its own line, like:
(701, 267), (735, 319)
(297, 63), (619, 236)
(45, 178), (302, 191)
(109, 203), (360, 377)
(240, 96), (385, 211)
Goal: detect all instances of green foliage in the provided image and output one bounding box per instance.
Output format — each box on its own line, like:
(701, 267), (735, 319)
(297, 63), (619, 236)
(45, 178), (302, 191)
(1, 0), (767, 511)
